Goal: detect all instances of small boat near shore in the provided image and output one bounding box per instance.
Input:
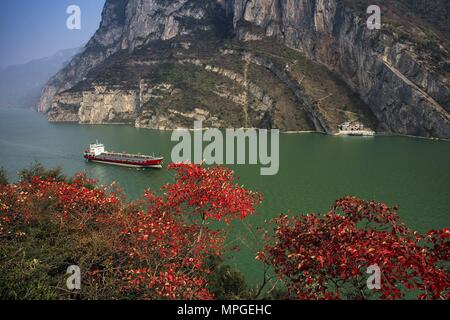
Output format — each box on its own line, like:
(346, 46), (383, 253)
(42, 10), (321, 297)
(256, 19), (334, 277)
(84, 142), (163, 169)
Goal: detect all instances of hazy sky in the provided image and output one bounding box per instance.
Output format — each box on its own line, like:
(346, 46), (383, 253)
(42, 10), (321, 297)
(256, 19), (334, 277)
(0, 0), (106, 68)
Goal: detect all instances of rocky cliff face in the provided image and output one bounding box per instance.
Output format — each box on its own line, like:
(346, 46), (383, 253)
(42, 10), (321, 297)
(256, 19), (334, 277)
(39, 0), (128, 114)
(40, 0), (450, 138)
(231, 0), (450, 137)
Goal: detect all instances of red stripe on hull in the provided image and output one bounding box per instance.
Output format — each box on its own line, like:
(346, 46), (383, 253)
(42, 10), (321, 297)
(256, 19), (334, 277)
(84, 155), (164, 168)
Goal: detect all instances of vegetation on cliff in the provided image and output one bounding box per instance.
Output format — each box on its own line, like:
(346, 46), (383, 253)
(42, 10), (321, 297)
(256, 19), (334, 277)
(40, 0), (450, 138)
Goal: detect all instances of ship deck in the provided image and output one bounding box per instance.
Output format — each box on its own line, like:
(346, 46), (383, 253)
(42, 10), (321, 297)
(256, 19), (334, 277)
(98, 152), (163, 162)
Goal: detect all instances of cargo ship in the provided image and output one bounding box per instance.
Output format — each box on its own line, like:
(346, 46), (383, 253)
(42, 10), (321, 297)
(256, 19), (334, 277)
(84, 142), (164, 169)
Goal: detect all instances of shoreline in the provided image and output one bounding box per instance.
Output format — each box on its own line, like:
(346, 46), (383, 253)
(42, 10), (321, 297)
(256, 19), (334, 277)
(4, 109), (449, 142)
(376, 132), (450, 143)
(47, 122), (450, 142)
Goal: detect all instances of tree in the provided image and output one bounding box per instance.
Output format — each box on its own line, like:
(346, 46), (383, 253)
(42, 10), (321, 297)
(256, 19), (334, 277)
(119, 163), (262, 299)
(0, 163), (262, 300)
(258, 196), (449, 300)
(18, 161), (66, 183)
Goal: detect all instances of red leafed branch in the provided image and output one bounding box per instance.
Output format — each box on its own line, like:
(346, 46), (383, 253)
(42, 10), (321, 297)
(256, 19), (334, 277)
(117, 163), (262, 299)
(0, 163), (262, 300)
(162, 163), (263, 223)
(258, 196), (450, 300)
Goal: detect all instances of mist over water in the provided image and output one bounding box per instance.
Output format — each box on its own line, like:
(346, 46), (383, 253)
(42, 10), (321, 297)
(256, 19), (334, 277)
(1, 108), (449, 284)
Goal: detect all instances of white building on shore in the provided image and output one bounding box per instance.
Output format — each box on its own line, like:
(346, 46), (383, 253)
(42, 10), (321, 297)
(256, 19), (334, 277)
(338, 121), (375, 136)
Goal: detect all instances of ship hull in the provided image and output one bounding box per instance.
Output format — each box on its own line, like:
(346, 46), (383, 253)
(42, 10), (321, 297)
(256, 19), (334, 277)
(84, 155), (163, 169)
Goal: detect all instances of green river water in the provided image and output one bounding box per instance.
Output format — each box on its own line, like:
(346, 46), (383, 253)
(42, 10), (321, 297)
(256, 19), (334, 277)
(0, 108), (449, 285)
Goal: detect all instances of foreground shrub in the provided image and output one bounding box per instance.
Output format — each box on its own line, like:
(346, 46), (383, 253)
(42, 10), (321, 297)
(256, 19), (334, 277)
(2, 163), (447, 300)
(18, 162), (66, 183)
(258, 196), (450, 300)
(0, 163), (261, 300)
(119, 163), (262, 299)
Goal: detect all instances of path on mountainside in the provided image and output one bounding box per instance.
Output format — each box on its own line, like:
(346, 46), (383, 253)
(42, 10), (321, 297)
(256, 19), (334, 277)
(382, 56), (450, 120)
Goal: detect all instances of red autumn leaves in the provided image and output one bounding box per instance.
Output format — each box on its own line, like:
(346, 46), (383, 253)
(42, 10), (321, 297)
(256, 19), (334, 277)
(0, 164), (448, 300)
(258, 196), (449, 300)
(0, 163), (262, 299)
(162, 163), (263, 223)
(0, 173), (121, 236)
(119, 163), (262, 299)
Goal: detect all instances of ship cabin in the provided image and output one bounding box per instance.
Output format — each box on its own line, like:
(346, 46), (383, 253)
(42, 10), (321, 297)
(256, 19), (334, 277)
(85, 143), (105, 156)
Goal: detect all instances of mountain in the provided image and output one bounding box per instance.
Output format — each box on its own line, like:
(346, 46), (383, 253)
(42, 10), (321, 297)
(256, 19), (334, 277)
(0, 48), (79, 109)
(38, 0), (450, 138)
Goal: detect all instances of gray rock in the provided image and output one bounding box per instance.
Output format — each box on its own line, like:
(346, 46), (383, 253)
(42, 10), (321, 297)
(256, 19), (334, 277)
(39, 0), (450, 138)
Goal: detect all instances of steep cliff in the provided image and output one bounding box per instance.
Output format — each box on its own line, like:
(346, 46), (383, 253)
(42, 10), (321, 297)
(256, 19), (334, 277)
(231, 0), (450, 137)
(39, 0), (128, 114)
(39, 0), (450, 138)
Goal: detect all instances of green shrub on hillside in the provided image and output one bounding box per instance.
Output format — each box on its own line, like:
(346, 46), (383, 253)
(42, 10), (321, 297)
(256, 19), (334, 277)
(18, 162), (66, 183)
(0, 167), (7, 185)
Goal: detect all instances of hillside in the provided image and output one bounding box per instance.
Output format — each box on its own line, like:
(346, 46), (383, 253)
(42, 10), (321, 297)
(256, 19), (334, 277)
(39, 0), (450, 138)
(0, 48), (78, 109)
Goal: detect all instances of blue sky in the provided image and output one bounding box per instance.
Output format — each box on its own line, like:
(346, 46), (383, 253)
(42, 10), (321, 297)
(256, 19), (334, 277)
(0, 0), (106, 68)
